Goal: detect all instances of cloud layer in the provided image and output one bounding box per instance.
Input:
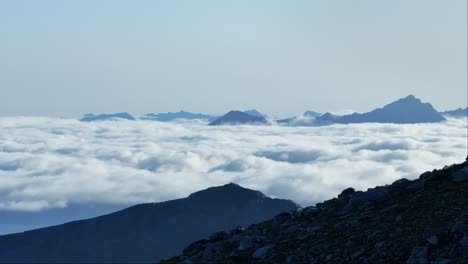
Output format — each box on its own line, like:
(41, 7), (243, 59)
(0, 117), (466, 211)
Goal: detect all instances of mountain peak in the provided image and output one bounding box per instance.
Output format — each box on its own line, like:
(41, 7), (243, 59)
(188, 182), (267, 201)
(404, 94), (417, 100)
(209, 111), (268, 126)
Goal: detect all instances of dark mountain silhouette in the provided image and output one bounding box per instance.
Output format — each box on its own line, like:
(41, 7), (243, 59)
(140, 111), (218, 122)
(243, 110), (267, 118)
(440, 107), (468, 118)
(80, 113), (135, 122)
(333, 95), (446, 124)
(0, 183), (299, 263)
(209, 111), (268, 126)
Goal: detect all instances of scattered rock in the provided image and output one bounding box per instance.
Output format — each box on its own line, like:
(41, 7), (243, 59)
(452, 166), (468, 182)
(343, 189), (390, 212)
(392, 178), (410, 185)
(209, 231), (229, 242)
(338, 188), (355, 198)
(238, 237), (254, 251)
(406, 246), (428, 264)
(274, 212), (293, 223)
(252, 245), (274, 258)
(426, 235), (438, 245)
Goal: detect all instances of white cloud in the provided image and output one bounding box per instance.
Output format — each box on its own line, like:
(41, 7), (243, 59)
(0, 117), (466, 211)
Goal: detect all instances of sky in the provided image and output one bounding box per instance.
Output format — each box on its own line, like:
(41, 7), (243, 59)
(0, 0), (466, 117)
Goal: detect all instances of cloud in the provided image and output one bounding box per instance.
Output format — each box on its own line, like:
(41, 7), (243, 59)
(0, 117), (466, 212)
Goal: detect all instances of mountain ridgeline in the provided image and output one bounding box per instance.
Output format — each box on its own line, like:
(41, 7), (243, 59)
(209, 111), (269, 126)
(167, 159), (468, 263)
(0, 183), (299, 263)
(140, 111), (218, 122)
(78, 95), (466, 125)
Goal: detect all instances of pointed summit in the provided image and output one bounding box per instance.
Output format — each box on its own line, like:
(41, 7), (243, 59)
(403, 94), (417, 101)
(336, 95), (445, 124)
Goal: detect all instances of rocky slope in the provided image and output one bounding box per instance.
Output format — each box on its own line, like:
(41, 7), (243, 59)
(167, 158), (468, 263)
(0, 183), (299, 263)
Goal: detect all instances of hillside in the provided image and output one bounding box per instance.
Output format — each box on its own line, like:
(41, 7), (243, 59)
(0, 183), (299, 263)
(167, 158), (468, 263)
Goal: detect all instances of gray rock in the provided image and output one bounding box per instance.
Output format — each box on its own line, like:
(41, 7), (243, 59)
(209, 231), (229, 242)
(275, 212), (293, 223)
(380, 204), (399, 213)
(419, 171), (432, 180)
(374, 241), (385, 249)
(338, 187), (355, 198)
(183, 239), (208, 254)
(202, 244), (218, 259)
(238, 237), (254, 251)
(392, 178), (410, 185)
(302, 206), (321, 217)
(229, 226), (245, 236)
(452, 166), (468, 182)
(343, 189), (390, 212)
(283, 224), (301, 234)
(431, 260), (450, 264)
(460, 235), (468, 247)
(426, 235), (438, 245)
(252, 245), (274, 258)
(407, 183), (424, 192)
(307, 226), (321, 234)
(406, 246), (428, 264)
(451, 221), (465, 234)
(351, 249), (364, 259)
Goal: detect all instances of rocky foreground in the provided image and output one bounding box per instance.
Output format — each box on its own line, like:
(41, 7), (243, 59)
(165, 159), (468, 263)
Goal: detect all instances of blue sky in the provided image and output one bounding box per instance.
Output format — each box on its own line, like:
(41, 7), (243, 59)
(0, 0), (466, 117)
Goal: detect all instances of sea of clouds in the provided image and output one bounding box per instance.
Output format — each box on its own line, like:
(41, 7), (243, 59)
(0, 117), (466, 212)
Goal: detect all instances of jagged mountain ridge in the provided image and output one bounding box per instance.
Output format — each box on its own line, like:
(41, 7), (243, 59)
(0, 183), (299, 263)
(168, 159), (468, 263)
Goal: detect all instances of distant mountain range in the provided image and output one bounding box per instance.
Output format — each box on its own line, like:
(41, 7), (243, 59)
(280, 95), (447, 126)
(79, 96), (465, 125)
(440, 107), (468, 118)
(140, 111), (218, 122)
(0, 183), (299, 263)
(80, 113), (135, 122)
(209, 111), (269, 126)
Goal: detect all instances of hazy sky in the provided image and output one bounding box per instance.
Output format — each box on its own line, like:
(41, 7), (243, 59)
(0, 0), (466, 117)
